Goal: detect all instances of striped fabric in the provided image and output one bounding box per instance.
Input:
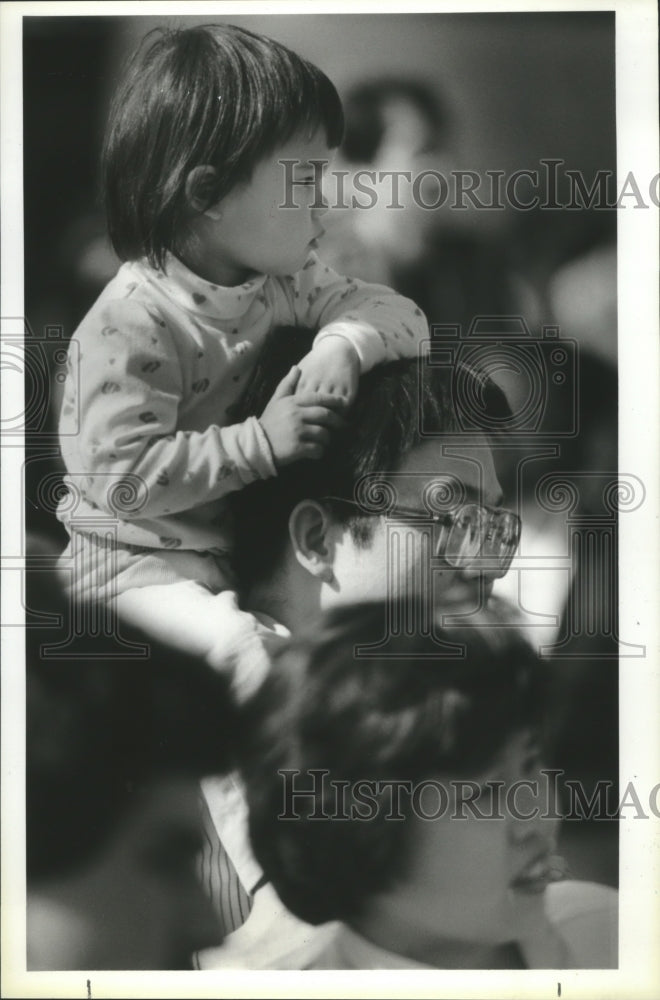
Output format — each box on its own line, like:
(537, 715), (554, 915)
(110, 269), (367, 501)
(197, 790), (253, 940)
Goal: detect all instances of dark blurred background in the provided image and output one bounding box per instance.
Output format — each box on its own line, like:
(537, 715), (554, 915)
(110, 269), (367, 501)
(22, 12), (619, 888)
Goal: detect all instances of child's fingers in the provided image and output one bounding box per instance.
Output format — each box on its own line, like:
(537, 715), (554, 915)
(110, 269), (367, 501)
(299, 406), (346, 430)
(294, 372), (315, 391)
(299, 425), (331, 447)
(294, 391), (348, 412)
(298, 441), (324, 460)
(270, 365), (301, 400)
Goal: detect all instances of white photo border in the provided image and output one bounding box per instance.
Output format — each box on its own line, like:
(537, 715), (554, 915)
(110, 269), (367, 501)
(2, 1), (658, 997)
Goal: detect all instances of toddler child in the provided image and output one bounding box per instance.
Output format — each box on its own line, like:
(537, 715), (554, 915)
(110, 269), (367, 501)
(57, 23), (428, 690)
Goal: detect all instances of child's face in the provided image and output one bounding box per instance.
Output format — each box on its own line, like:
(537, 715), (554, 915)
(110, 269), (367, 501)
(203, 130), (332, 285)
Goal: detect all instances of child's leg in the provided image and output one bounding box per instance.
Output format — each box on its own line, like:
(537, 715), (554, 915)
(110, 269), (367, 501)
(115, 583), (279, 700)
(57, 531), (233, 603)
(58, 532), (282, 699)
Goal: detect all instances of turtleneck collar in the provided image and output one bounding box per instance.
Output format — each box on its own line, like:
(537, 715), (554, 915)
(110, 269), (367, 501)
(146, 253), (268, 321)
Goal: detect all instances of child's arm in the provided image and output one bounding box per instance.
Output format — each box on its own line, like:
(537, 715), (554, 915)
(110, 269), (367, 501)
(64, 300), (340, 519)
(285, 252), (428, 397)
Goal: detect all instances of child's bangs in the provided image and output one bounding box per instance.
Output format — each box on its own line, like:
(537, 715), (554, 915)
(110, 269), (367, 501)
(253, 57), (345, 154)
(298, 69), (345, 149)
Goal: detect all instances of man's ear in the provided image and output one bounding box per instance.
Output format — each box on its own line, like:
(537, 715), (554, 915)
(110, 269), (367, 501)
(288, 500), (335, 584)
(185, 165), (222, 218)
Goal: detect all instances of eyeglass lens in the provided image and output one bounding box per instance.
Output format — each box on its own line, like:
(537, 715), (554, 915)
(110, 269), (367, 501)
(439, 504), (520, 576)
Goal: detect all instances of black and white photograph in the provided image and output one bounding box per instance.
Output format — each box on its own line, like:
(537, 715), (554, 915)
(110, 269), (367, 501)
(1, 1), (658, 997)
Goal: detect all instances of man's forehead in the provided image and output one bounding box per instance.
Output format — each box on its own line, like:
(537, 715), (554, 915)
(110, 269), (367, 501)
(387, 437), (503, 509)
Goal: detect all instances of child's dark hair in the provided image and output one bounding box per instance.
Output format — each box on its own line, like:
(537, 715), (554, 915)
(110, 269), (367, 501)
(102, 24), (344, 268)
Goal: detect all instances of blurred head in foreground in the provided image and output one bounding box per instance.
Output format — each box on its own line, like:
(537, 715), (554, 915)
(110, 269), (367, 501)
(241, 600), (563, 965)
(26, 569), (237, 970)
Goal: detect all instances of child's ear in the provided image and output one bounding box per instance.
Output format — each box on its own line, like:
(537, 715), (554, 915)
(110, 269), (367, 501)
(185, 166), (221, 218)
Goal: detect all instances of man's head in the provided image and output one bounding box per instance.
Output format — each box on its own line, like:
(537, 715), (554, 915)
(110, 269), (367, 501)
(26, 569), (237, 970)
(240, 601), (558, 947)
(232, 327), (517, 629)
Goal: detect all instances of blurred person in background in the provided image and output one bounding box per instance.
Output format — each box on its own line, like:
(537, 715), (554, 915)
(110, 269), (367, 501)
(238, 601), (617, 969)
(548, 239), (616, 366)
(319, 75), (543, 333)
(492, 348), (619, 889)
(25, 567), (238, 970)
(541, 349), (619, 889)
(318, 77), (451, 286)
(510, 206), (616, 353)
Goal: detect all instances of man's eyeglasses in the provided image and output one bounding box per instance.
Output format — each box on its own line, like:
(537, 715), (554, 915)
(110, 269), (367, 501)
(321, 497), (521, 579)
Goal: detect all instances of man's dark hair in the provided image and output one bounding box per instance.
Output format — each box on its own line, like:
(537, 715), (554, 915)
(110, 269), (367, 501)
(102, 24), (344, 268)
(231, 327), (512, 590)
(240, 600), (545, 925)
(26, 568), (237, 882)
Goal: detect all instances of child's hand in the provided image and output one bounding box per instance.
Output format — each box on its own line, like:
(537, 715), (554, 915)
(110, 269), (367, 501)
(295, 337), (360, 406)
(259, 365), (346, 468)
